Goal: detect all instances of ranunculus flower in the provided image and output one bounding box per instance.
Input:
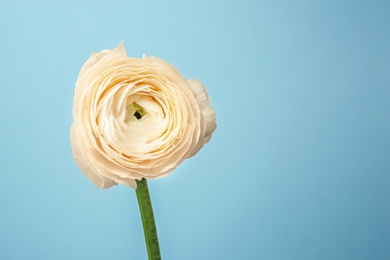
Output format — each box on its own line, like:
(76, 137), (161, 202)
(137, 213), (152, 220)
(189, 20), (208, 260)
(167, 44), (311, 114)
(70, 42), (216, 189)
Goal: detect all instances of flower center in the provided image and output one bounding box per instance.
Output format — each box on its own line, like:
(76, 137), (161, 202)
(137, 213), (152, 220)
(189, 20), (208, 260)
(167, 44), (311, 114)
(121, 96), (167, 144)
(133, 111), (142, 120)
(126, 102), (147, 121)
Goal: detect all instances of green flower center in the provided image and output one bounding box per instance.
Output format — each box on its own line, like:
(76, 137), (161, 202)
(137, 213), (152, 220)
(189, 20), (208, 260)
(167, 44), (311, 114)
(126, 102), (147, 122)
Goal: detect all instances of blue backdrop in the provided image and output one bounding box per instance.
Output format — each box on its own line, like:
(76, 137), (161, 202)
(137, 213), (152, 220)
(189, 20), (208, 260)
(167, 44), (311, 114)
(1, 0), (389, 259)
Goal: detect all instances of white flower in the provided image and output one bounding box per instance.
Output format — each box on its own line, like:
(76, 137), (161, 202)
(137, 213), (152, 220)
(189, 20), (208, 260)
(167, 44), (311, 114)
(70, 42), (216, 189)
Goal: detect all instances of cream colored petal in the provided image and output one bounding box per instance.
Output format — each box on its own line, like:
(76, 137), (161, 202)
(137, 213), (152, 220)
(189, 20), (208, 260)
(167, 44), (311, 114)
(73, 42), (128, 120)
(202, 107), (217, 141)
(70, 123), (116, 188)
(187, 79), (217, 143)
(79, 42), (127, 78)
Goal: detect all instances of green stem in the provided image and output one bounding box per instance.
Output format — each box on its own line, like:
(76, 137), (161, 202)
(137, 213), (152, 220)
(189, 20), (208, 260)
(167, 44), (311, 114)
(135, 178), (161, 260)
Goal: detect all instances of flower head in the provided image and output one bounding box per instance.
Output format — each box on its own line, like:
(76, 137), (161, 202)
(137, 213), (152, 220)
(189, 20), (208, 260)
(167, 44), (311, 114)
(70, 42), (216, 188)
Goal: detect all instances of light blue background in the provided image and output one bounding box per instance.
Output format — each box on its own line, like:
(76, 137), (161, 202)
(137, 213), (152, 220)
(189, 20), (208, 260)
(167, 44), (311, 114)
(1, 0), (389, 259)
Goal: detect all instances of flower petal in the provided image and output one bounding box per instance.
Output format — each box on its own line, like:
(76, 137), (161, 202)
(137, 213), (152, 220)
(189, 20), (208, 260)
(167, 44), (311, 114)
(70, 123), (116, 188)
(187, 79), (217, 143)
